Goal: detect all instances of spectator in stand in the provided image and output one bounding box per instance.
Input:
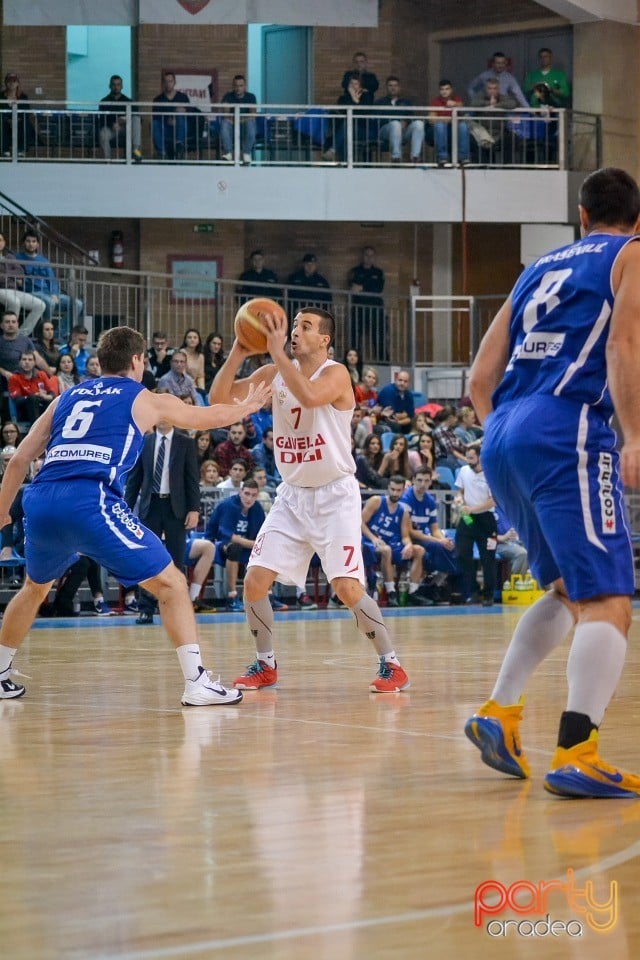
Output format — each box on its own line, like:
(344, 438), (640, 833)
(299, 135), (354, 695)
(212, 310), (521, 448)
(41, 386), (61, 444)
(333, 74), (374, 163)
(377, 369), (414, 434)
(468, 51), (529, 107)
(454, 405), (483, 446)
(54, 353), (80, 393)
(376, 75), (425, 163)
(180, 328), (205, 391)
(250, 395), (273, 437)
(32, 319), (60, 375)
(0, 232), (46, 335)
(469, 78), (519, 161)
(203, 332), (226, 391)
(250, 426), (280, 485)
(183, 532), (216, 612)
(58, 324), (92, 378)
(156, 349), (199, 404)
(152, 71), (188, 160)
(495, 506), (529, 578)
(342, 347), (363, 389)
(523, 47), (571, 108)
(409, 432), (436, 475)
(433, 405), (470, 472)
(355, 433), (388, 490)
(217, 458), (248, 494)
(241, 415), (262, 449)
(429, 79), (469, 167)
(341, 52), (379, 98)
(98, 74), (142, 162)
(219, 74), (257, 164)
(0, 72), (36, 156)
(238, 250), (280, 303)
(81, 355), (101, 380)
(8, 349), (56, 425)
(214, 420), (255, 477)
(200, 459), (221, 488)
(251, 465), (275, 514)
(287, 254), (332, 316)
(16, 230), (83, 337)
(147, 330), (174, 380)
(0, 310), (49, 396)
(351, 407), (369, 452)
(194, 429), (215, 468)
(1, 421), (21, 448)
(379, 433), (412, 482)
(354, 366), (382, 422)
(204, 478), (265, 611)
(348, 246), (385, 359)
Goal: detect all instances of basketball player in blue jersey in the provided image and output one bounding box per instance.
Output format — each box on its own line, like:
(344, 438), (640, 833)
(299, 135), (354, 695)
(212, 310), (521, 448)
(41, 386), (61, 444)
(0, 326), (271, 706)
(464, 167), (640, 797)
(209, 306), (410, 693)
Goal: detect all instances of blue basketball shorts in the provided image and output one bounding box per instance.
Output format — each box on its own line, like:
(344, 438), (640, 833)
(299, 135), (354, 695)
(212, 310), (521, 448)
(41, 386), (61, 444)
(23, 479), (172, 588)
(482, 396), (633, 601)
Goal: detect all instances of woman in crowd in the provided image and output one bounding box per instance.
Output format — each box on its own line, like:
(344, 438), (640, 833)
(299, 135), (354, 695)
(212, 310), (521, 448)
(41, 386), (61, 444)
(1, 421), (22, 448)
(355, 433), (388, 490)
(409, 432), (436, 473)
(454, 405), (483, 445)
(194, 429), (215, 467)
(342, 347), (363, 390)
(180, 327), (205, 390)
(354, 365), (381, 421)
(204, 332), (226, 391)
(200, 459), (221, 488)
(380, 433), (412, 481)
(81, 355), (101, 380)
(32, 319), (61, 375)
(55, 353), (80, 393)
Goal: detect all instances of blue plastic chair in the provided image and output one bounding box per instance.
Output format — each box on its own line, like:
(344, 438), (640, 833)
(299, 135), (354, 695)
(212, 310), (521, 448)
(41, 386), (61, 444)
(434, 465), (456, 489)
(381, 431), (395, 452)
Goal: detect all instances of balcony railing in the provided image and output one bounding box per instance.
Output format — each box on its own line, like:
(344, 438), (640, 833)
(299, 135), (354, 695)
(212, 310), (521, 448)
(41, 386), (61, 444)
(0, 101), (600, 170)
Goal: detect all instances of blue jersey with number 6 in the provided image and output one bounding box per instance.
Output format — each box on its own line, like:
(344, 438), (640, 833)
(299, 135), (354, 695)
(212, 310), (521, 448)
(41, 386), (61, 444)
(33, 377), (146, 495)
(493, 233), (639, 418)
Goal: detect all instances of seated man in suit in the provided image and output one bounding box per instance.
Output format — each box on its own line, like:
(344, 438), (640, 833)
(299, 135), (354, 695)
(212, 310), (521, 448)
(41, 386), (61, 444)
(125, 417), (200, 624)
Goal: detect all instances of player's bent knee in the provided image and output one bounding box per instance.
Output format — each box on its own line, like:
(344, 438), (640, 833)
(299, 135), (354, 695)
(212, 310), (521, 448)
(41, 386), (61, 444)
(332, 577), (364, 607)
(243, 565), (276, 602)
(142, 561), (185, 600)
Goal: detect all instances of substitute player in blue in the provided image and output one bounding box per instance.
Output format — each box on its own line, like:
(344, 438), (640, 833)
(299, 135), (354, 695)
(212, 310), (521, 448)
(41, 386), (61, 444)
(0, 326), (270, 706)
(464, 167), (640, 797)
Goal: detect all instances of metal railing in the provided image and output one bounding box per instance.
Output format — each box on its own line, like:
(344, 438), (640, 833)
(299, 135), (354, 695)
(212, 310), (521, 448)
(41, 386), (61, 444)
(0, 100), (600, 170)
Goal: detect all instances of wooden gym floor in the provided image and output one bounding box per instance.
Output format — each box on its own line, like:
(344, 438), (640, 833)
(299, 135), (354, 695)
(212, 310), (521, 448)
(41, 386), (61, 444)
(2, 604), (640, 960)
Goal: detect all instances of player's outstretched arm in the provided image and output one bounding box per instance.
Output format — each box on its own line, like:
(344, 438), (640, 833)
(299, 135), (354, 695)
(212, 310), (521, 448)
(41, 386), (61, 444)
(134, 380), (272, 435)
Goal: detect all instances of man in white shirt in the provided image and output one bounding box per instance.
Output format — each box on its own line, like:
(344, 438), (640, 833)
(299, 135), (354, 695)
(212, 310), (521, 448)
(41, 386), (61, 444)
(454, 446), (497, 605)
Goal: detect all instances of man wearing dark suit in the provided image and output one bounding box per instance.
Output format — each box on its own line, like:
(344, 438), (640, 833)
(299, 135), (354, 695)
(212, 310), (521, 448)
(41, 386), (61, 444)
(125, 419), (200, 624)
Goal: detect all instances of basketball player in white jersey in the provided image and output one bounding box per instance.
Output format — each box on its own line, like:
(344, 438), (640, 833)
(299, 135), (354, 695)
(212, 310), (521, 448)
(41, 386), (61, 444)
(209, 307), (409, 693)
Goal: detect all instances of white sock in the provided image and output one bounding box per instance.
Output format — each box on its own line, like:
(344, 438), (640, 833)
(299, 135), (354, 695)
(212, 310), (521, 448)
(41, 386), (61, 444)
(0, 645), (17, 676)
(189, 582), (202, 602)
(385, 582), (395, 594)
(409, 582), (420, 594)
(492, 591), (574, 705)
(176, 644), (203, 681)
(259, 650), (276, 667)
(566, 622), (627, 726)
(124, 592), (135, 604)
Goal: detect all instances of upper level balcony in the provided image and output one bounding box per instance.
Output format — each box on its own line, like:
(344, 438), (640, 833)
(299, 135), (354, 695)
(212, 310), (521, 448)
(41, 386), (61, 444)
(1, 101), (599, 224)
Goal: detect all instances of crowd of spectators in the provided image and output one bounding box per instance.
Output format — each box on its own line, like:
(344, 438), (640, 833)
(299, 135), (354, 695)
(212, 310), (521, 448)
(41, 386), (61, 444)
(1, 46), (570, 166)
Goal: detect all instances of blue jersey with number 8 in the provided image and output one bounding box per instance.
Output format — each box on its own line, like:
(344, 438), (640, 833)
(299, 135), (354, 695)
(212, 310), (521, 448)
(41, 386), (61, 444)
(33, 376), (146, 495)
(493, 232), (639, 417)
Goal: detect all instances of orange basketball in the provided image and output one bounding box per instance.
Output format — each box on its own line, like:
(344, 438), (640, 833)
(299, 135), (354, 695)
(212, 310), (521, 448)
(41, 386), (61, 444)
(234, 298), (287, 354)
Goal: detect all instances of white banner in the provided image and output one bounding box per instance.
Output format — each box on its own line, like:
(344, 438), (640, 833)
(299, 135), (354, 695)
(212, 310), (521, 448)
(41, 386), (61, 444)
(4, 0), (378, 26)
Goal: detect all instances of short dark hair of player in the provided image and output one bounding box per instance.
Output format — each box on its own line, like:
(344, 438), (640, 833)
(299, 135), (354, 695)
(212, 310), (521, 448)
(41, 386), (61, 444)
(388, 474), (406, 488)
(301, 307), (335, 346)
(241, 478), (259, 492)
(579, 167), (640, 229)
(413, 465), (433, 479)
(97, 325), (146, 375)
